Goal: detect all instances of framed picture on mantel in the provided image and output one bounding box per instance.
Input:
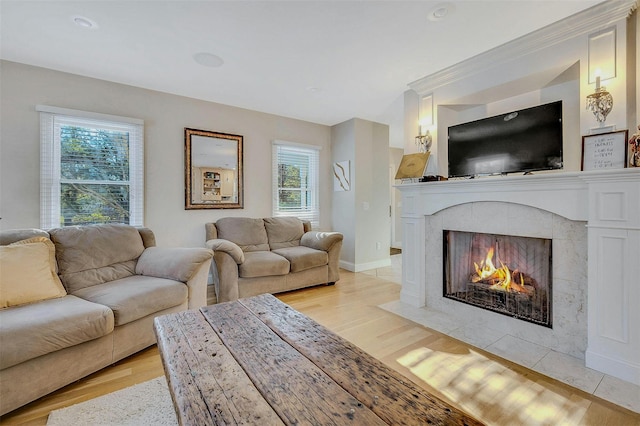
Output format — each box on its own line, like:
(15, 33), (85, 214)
(581, 130), (628, 171)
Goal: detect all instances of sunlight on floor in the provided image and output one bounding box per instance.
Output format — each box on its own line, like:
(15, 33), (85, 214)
(397, 347), (590, 425)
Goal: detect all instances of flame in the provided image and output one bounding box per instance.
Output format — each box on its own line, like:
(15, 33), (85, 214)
(472, 247), (532, 294)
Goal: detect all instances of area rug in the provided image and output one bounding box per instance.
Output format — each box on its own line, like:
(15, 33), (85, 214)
(46, 376), (177, 426)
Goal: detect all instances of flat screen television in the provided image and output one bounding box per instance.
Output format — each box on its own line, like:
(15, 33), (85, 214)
(447, 100), (563, 178)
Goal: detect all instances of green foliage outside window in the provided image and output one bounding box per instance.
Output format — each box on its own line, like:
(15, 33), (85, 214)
(278, 162), (311, 210)
(59, 126), (131, 226)
(278, 164), (301, 208)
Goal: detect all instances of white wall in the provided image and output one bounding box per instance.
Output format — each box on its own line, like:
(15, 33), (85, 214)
(634, 7), (639, 127)
(403, 90), (420, 154)
(0, 61), (333, 247)
(354, 119), (390, 268)
(330, 120), (356, 265)
(389, 147), (403, 248)
(331, 118), (390, 271)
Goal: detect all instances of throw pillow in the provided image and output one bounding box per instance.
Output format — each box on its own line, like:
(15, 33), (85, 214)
(0, 237), (67, 308)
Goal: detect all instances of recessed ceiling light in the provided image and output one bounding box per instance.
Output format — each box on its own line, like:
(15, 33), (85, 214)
(306, 86), (321, 93)
(72, 15), (98, 29)
(428, 3), (456, 21)
(193, 52), (224, 68)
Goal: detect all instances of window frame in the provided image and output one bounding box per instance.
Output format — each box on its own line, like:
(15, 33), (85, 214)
(37, 105), (144, 229)
(272, 140), (321, 228)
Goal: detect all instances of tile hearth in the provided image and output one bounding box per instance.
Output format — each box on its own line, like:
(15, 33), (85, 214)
(367, 254), (639, 412)
(379, 298), (640, 414)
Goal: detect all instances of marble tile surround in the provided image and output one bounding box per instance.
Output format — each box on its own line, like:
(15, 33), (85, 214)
(423, 201), (588, 360)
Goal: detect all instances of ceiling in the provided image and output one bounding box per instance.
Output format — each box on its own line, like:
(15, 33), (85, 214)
(1, 0), (604, 131)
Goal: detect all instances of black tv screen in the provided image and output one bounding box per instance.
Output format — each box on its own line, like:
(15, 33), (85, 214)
(447, 101), (563, 178)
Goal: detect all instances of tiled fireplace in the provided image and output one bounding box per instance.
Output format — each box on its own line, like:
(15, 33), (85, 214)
(396, 170), (640, 386)
(406, 199), (587, 360)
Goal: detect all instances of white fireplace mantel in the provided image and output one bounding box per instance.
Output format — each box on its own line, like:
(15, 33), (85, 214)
(396, 169), (640, 386)
(399, 170), (614, 221)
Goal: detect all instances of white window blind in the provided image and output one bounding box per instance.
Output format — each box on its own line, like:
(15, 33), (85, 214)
(272, 141), (320, 228)
(38, 106), (144, 229)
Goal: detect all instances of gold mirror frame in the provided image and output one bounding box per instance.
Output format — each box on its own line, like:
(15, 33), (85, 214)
(185, 128), (243, 209)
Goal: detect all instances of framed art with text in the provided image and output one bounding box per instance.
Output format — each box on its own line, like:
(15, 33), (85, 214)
(581, 130), (628, 171)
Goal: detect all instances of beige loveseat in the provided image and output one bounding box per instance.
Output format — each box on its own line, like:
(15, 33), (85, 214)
(0, 224), (213, 415)
(205, 217), (343, 302)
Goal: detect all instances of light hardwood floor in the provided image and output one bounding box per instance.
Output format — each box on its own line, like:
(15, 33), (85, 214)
(2, 268), (639, 425)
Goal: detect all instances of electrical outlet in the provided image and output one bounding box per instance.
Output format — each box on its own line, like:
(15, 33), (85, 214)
(376, 242), (381, 250)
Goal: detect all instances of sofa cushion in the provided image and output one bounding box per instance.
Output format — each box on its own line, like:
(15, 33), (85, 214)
(239, 251), (290, 278)
(215, 217), (269, 252)
(49, 224), (146, 293)
(264, 217), (304, 250)
(72, 275), (187, 326)
(272, 246), (328, 273)
(0, 237), (67, 308)
(0, 295), (114, 369)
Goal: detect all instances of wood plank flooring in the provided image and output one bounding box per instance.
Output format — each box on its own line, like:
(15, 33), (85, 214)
(2, 269), (639, 425)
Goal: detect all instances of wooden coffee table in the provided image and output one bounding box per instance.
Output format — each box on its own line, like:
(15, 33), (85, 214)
(154, 293), (482, 425)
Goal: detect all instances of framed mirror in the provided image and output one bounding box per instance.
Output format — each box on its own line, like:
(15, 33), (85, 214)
(185, 128), (243, 209)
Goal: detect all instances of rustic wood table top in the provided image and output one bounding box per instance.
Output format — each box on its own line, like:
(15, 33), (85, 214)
(154, 293), (483, 426)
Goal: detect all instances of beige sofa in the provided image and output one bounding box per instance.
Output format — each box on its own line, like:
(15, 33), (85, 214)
(0, 224), (213, 415)
(205, 217), (343, 302)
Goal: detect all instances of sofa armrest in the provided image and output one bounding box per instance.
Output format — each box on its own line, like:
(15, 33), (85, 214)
(300, 231), (343, 252)
(135, 247), (213, 282)
(301, 231), (343, 284)
(212, 251), (240, 303)
(185, 261), (211, 309)
(205, 239), (245, 264)
(136, 247), (213, 309)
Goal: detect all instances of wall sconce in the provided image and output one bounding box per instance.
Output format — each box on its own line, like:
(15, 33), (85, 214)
(587, 27), (616, 125)
(586, 73), (613, 124)
(415, 125), (432, 153)
(417, 94), (434, 153)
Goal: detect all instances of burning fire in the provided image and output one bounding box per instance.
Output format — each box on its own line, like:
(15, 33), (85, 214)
(471, 247), (532, 294)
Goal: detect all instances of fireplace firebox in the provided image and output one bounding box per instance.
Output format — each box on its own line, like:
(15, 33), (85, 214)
(443, 230), (552, 328)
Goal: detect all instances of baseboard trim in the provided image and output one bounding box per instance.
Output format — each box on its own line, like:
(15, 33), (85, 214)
(586, 350), (640, 386)
(339, 258), (391, 273)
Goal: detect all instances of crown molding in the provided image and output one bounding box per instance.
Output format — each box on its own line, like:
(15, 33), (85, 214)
(408, 0), (637, 95)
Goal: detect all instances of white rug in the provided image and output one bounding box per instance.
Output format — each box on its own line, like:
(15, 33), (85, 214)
(46, 377), (177, 426)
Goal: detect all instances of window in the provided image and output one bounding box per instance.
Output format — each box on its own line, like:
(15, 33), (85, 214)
(272, 141), (320, 227)
(38, 106), (144, 229)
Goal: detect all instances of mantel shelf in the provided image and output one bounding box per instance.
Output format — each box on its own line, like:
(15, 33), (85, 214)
(395, 169), (640, 221)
